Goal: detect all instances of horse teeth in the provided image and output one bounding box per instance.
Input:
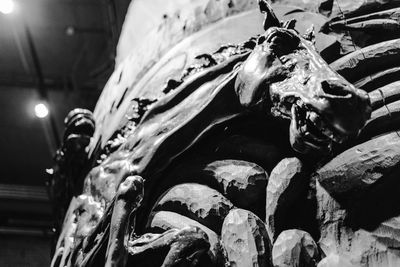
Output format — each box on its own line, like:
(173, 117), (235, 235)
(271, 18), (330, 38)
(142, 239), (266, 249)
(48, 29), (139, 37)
(306, 111), (346, 143)
(305, 112), (330, 141)
(301, 125), (308, 134)
(308, 112), (321, 126)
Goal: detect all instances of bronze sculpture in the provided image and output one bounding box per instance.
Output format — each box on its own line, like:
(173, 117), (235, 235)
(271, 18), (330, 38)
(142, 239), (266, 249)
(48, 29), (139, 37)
(49, 1), (400, 266)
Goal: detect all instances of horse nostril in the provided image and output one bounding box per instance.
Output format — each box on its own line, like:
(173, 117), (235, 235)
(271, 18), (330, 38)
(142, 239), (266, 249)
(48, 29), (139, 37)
(321, 80), (351, 97)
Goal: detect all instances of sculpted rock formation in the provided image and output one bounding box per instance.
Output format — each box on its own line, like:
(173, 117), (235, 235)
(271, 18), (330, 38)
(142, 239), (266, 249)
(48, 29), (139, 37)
(48, 0), (400, 266)
(147, 210), (223, 265)
(203, 160), (268, 212)
(221, 208), (271, 267)
(316, 177), (400, 266)
(272, 229), (320, 267)
(152, 183), (234, 233)
(265, 157), (308, 241)
(316, 254), (356, 267)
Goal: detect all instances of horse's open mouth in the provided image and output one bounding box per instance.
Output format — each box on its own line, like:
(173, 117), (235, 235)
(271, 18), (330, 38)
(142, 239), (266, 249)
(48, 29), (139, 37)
(289, 100), (347, 154)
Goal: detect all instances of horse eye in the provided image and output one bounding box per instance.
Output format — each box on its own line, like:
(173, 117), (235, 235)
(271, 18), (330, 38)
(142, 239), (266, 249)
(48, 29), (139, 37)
(271, 33), (300, 56)
(257, 35), (266, 45)
(271, 41), (297, 56)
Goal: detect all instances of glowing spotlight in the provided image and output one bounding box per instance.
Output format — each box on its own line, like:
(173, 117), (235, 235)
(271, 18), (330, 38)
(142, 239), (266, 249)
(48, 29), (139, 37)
(0, 0), (14, 15)
(34, 103), (49, 118)
(65, 26), (75, 36)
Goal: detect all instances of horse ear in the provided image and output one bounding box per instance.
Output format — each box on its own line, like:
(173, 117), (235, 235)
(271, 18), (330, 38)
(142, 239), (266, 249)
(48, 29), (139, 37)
(318, 0), (333, 17)
(303, 25), (316, 43)
(282, 19), (296, 30)
(258, 0), (281, 30)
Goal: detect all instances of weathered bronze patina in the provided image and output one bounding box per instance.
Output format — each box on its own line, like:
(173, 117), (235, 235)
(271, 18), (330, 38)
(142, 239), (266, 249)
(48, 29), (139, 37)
(49, 0), (400, 266)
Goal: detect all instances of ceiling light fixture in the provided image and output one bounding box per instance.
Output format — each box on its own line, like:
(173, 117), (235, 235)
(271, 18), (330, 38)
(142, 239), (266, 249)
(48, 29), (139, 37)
(34, 103), (49, 118)
(0, 0), (14, 15)
(65, 26), (75, 36)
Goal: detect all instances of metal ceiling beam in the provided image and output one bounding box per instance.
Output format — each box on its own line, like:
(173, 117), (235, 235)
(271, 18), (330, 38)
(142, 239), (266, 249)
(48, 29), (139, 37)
(0, 79), (103, 93)
(18, 0), (99, 4)
(0, 184), (49, 201)
(0, 226), (54, 237)
(11, 23), (31, 76)
(23, 20), (47, 99)
(20, 17), (61, 148)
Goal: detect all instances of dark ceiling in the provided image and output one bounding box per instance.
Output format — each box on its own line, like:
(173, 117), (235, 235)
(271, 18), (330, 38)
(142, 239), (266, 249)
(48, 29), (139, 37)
(0, 0), (130, 236)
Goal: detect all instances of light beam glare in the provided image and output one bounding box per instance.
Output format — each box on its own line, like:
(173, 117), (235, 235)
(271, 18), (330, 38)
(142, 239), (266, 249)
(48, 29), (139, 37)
(0, 0), (14, 15)
(34, 103), (49, 118)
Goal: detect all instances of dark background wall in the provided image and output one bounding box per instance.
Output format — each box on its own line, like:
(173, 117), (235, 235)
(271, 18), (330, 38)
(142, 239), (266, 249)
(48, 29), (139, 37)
(0, 0), (131, 264)
(0, 236), (52, 267)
